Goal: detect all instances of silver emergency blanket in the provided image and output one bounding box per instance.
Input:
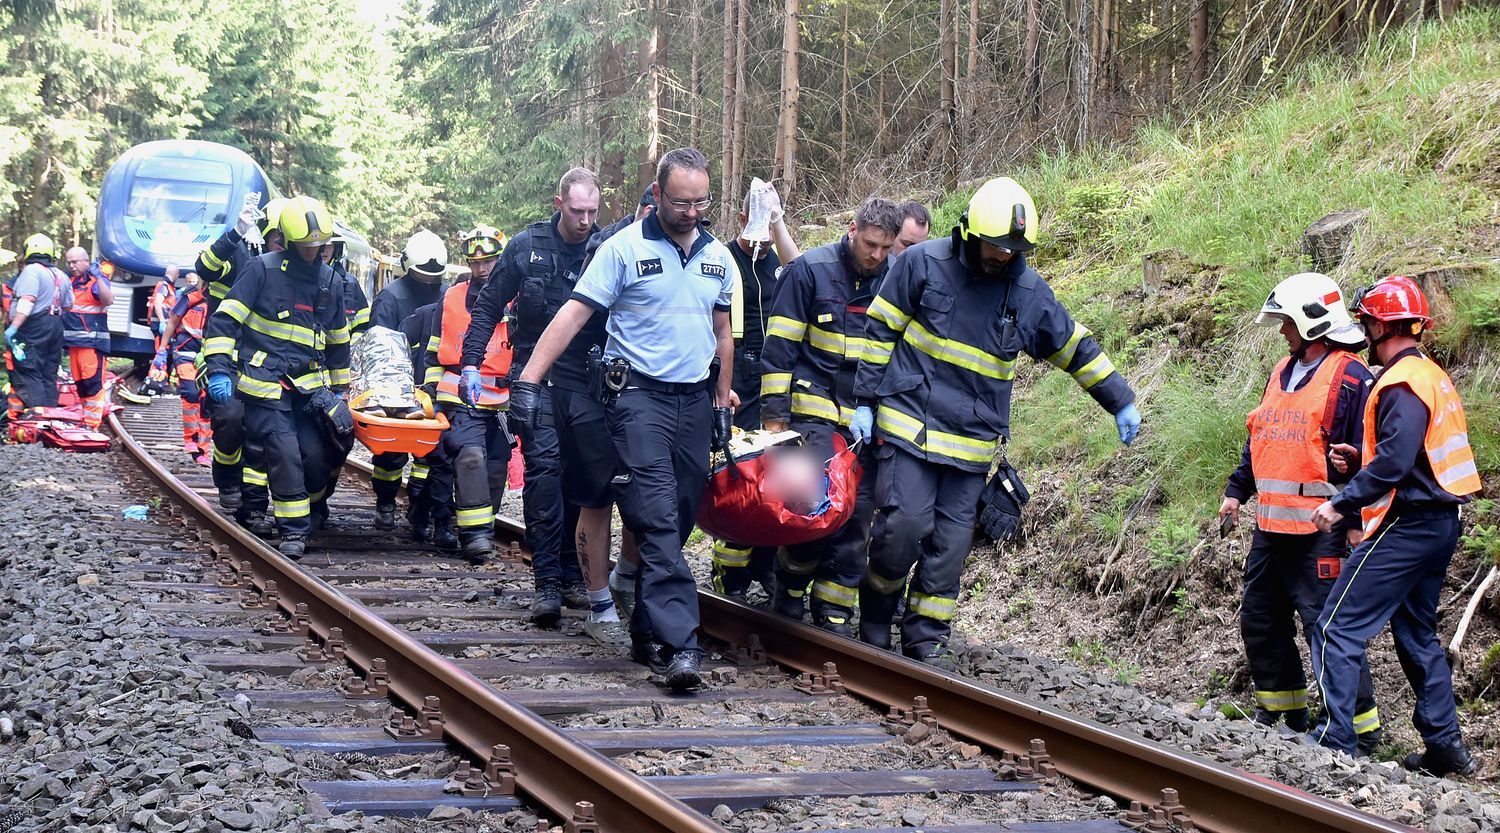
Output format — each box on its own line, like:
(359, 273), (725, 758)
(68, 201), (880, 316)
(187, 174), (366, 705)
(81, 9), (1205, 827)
(349, 325), (419, 414)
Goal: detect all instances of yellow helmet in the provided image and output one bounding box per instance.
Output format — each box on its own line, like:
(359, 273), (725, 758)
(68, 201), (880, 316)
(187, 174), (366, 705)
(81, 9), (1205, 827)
(260, 197), (291, 238)
(278, 196), (335, 246)
(960, 177), (1038, 252)
(460, 224), (507, 261)
(22, 232), (57, 262)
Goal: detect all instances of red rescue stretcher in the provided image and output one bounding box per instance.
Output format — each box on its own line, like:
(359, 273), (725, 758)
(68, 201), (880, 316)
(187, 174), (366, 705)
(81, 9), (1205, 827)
(697, 431), (862, 547)
(5, 406), (112, 451)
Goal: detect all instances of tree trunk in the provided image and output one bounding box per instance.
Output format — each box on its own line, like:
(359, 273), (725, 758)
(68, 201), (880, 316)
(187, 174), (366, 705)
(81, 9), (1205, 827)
(967, 0), (980, 78)
(939, 0), (958, 185)
(688, 0), (701, 147)
(1023, 0), (1042, 123)
(774, 0), (802, 202)
(1189, 1), (1209, 88)
(1073, 0), (1093, 147)
(638, 0), (667, 194)
(601, 36), (629, 218)
(719, 0), (739, 225)
(840, 0), (850, 180)
(730, 0), (749, 214)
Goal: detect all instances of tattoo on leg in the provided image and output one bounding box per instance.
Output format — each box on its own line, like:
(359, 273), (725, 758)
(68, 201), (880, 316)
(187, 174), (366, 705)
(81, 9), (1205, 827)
(577, 531), (592, 585)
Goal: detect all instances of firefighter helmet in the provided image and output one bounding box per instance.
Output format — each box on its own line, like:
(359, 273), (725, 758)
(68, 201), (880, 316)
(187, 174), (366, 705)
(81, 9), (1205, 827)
(260, 197), (290, 238)
(22, 233), (57, 262)
(401, 229), (448, 278)
(1255, 272), (1364, 345)
(1352, 275), (1432, 326)
(460, 225), (506, 261)
(959, 177), (1038, 252)
(278, 196), (335, 246)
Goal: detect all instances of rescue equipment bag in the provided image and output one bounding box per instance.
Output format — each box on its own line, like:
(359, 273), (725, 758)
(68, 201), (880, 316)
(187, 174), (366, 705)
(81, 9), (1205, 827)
(975, 456), (1029, 543)
(697, 430), (862, 547)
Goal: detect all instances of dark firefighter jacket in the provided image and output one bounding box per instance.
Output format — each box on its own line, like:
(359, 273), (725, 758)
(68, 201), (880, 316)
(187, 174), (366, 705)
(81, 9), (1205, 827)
(854, 233), (1134, 472)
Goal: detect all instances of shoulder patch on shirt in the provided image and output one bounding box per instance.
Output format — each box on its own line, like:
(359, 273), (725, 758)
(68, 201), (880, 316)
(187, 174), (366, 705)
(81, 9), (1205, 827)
(701, 262), (726, 279)
(529, 251), (548, 265)
(637, 258), (663, 277)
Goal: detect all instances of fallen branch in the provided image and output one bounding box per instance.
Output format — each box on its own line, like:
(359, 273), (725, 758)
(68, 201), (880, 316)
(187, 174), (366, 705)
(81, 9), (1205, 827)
(1446, 565), (1498, 673)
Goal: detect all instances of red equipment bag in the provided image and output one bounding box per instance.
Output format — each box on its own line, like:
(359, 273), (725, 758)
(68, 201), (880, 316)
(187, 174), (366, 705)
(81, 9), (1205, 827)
(4, 407), (111, 452)
(697, 433), (862, 547)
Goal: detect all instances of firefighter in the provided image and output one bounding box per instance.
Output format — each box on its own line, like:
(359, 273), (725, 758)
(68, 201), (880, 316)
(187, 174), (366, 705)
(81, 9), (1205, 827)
(509, 148), (738, 691)
(853, 177), (1140, 669)
(1220, 272), (1381, 751)
(427, 226), (513, 563)
(145, 264), (178, 387)
(758, 197), (902, 635)
(152, 278), (212, 462)
(4, 234), (70, 417)
(308, 222), (372, 529)
(1308, 275), (1480, 775)
(368, 230), (449, 538)
(710, 184), (802, 601)
(401, 300), (443, 542)
(194, 194), (286, 534)
(61, 246), (113, 429)
(202, 196), (353, 559)
(460, 170), (604, 630)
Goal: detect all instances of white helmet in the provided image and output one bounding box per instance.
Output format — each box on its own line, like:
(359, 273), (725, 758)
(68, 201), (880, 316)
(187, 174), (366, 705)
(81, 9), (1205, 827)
(1255, 272), (1364, 346)
(400, 229), (448, 280)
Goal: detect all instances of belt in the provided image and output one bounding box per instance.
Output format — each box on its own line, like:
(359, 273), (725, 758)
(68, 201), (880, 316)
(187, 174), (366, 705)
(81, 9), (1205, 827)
(625, 370), (709, 394)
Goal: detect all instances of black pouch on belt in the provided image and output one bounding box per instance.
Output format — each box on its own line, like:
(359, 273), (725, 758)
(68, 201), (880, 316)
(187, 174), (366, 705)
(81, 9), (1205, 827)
(977, 456), (1030, 543)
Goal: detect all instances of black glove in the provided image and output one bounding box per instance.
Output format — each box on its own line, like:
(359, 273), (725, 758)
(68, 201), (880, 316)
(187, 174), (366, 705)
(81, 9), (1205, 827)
(508, 380), (543, 434)
(976, 459), (1030, 543)
(711, 406), (733, 452)
(308, 387), (354, 438)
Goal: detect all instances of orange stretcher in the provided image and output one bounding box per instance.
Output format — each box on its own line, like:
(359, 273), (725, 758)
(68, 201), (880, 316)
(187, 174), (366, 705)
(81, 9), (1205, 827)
(350, 389), (448, 457)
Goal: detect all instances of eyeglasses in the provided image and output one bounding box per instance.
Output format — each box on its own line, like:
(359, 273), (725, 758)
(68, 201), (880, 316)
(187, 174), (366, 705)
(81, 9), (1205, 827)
(663, 194), (712, 211)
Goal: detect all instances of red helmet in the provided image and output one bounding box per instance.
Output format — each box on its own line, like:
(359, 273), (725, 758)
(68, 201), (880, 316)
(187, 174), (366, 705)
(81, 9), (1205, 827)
(1352, 275), (1431, 324)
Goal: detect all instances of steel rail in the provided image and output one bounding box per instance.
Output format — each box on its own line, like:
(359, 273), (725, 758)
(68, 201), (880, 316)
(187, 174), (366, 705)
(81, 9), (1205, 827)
(697, 594), (1422, 833)
(110, 410), (725, 833)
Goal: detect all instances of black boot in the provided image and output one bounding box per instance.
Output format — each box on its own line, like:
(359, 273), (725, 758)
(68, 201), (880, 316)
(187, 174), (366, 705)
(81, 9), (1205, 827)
(218, 487), (242, 511)
(374, 503), (396, 530)
(560, 580), (590, 610)
(772, 586), (807, 621)
(812, 607), (854, 638)
(664, 649), (703, 691)
(1356, 728), (1383, 758)
(859, 620), (893, 649)
(906, 644), (957, 672)
(1403, 740), (1475, 777)
(461, 533), (492, 564)
(432, 523), (459, 552)
(279, 535), (306, 559)
(530, 581), (562, 627)
(408, 504), (431, 542)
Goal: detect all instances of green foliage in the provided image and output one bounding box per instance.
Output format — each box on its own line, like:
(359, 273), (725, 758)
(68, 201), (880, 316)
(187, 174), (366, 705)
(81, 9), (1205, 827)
(1065, 637), (1143, 685)
(1461, 500), (1500, 567)
(1137, 364), (1260, 514)
(1146, 503), (1200, 572)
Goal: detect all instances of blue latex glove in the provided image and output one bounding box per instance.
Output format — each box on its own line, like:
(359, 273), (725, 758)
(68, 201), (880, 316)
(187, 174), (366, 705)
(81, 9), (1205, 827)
(205, 373), (234, 403)
(151, 350), (169, 371)
(1115, 402), (1142, 446)
(155, 320), (166, 336)
(460, 366), (483, 407)
(850, 405), (874, 444)
(3, 325), (16, 347)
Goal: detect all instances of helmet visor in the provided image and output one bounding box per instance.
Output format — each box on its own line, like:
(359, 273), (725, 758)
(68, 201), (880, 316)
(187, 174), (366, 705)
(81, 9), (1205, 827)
(464, 236), (502, 260)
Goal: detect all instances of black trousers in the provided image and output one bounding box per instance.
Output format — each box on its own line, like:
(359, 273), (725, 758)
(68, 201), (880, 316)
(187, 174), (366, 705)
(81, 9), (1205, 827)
(441, 406), (510, 540)
(9, 314), (62, 409)
(203, 395), (268, 519)
(713, 351), (777, 594)
(371, 450), (408, 505)
(861, 444), (985, 656)
(774, 420), (876, 619)
(1242, 528), (1378, 732)
(243, 398), (331, 538)
(609, 387), (710, 655)
(514, 384), (584, 588)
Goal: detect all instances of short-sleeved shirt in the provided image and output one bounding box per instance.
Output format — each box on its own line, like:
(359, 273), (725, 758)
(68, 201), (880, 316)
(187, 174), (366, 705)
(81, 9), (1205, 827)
(11, 263), (68, 311)
(572, 212), (734, 384)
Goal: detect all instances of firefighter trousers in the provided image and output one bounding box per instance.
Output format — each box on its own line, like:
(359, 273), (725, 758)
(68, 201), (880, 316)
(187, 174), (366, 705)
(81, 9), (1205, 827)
(774, 420), (876, 621)
(1242, 528), (1378, 734)
(1312, 508), (1463, 755)
(204, 396), (269, 519)
(609, 387), (708, 656)
(861, 444), (985, 657)
(7, 314), (62, 414)
(516, 384), (583, 588)
(67, 346), (107, 429)
(243, 398), (333, 539)
(441, 406), (511, 543)
(371, 450), (408, 506)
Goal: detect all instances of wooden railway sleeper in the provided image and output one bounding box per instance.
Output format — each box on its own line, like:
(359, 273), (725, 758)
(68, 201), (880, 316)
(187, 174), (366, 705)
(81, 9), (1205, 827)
(792, 661), (846, 695)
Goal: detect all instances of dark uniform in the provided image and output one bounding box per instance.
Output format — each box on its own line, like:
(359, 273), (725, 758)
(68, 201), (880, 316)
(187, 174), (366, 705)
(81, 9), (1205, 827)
(570, 211), (736, 674)
(756, 238), (883, 631)
(426, 278), (512, 555)
(462, 214), (597, 591)
(855, 234), (1134, 659)
(367, 274), (444, 520)
(1225, 351), (1380, 743)
(195, 228), (270, 521)
(203, 251), (351, 542)
(4, 259), (68, 414)
(708, 239), (783, 598)
(400, 302), (443, 537)
(310, 265), (371, 526)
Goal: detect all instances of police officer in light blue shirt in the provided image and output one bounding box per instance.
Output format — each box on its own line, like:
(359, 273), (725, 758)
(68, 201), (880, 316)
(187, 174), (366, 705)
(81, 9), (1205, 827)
(508, 148), (737, 692)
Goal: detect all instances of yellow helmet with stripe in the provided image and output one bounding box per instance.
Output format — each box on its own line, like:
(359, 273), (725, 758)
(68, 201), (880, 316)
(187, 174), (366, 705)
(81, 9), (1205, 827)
(260, 197), (290, 238)
(460, 224), (507, 261)
(22, 232), (57, 262)
(278, 196), (335, 246)
(960, 177), (1038, 252)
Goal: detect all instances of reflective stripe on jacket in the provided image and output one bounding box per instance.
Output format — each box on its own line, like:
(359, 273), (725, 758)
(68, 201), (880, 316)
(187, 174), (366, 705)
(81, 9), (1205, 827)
(63, 269), (111, 351)
(432, 281), (512, 410)
(1247, 352), (1363, 533)
(1359, 353), (1480, 537)
(760, 238), (884, 427)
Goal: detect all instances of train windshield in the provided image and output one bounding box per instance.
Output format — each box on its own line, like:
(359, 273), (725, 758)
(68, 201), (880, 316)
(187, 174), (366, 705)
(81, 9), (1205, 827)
(125, 157), (234, 225)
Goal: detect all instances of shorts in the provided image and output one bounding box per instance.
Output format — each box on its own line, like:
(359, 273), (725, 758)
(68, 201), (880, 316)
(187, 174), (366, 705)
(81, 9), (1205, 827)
(553, 385), (619, 508)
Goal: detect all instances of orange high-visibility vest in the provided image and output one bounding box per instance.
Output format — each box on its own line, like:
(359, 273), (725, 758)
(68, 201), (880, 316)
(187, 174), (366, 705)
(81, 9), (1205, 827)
(435, 284), (512, 409)
(1247, 352), (1363, 534)
(1358, 353), (1481, 539)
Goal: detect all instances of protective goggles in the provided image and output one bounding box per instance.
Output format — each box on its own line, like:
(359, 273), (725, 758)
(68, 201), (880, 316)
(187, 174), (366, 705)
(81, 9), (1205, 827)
(464, 236), (502, 260)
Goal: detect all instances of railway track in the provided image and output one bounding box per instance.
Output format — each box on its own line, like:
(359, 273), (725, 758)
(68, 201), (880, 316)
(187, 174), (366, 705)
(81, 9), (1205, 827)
(109, 398), (1422, 833)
